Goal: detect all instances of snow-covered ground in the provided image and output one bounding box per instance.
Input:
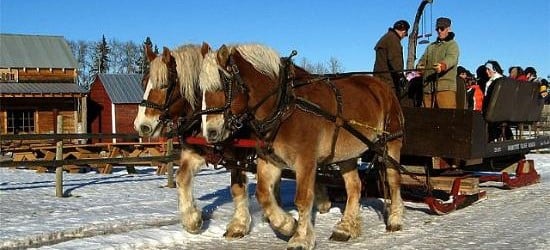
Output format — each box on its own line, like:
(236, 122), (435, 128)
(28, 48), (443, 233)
(1, 153), (549, 250)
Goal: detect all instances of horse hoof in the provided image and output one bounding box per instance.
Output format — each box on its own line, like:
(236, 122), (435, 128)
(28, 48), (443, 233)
(224, 231), (245, 239)
(386, 224), (402, 232)
(329, 231), (351, 242)
(183, 218), (203, 234)
(287, 247), (307, 250)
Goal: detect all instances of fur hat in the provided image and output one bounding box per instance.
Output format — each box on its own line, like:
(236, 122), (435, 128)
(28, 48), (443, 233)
(436, 17), (451, 28)
(393, 20), (410, 31)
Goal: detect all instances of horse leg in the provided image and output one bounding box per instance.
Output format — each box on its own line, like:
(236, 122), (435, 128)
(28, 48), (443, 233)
(330, 159), (362, 241)
(224, 169), (251, 238)
(256, 159), (297, 236)
(385, 140), (404, 232)
(314, 183), (331, 214)
(287, 157), (316, 250)
(175, 148), (204, 233)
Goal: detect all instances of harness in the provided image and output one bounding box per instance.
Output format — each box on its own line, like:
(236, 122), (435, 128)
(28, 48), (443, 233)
(139, 55), (182, 135)
(211, 50), (405, 169)
(139, 55), (258, 170)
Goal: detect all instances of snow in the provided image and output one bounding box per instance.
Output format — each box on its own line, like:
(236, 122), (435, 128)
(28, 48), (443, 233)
(1, 154), (549, 250)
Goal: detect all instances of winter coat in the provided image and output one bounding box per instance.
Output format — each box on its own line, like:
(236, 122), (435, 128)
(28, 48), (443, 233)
(373, 29), (404, 92)
(417, 32), (459, 93)
(466, 84), (483, 111)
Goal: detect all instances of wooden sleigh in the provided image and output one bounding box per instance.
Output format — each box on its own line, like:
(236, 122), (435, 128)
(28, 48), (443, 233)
(397, 78), (547, 214)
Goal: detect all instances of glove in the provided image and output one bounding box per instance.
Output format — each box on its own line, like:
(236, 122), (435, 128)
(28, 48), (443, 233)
(433, 62), (448, 73)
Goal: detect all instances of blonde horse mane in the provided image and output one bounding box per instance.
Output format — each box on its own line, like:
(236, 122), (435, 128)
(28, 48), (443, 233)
(149, 44), (203, 109)
(199, 43), (282, 92)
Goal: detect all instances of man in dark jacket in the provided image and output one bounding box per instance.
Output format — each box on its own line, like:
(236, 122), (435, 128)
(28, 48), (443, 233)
(373, 20), (410, 97)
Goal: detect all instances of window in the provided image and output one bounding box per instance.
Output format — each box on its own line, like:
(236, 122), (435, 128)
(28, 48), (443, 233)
(7, 110), (35, 134)
(0, 69), (18, 82)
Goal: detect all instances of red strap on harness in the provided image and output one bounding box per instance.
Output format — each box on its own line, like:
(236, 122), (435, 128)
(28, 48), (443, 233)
(185, 136), (264, 148)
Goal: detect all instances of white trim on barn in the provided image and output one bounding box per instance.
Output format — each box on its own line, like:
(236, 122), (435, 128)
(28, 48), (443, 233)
(111, 103), (117, 143)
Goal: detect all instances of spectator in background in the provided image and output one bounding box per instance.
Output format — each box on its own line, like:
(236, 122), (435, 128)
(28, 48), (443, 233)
(483, 60), (504, 96)
(525, 67), (538, 82)
(483, 60), (512, 141)
(476, 64), (490, 94)
(456, 66), (469, 109)
(373, 19), (410, 98)
(465, 72), (483, 111)
(525, 67), (548, 99)
(509, 66), (527, 81)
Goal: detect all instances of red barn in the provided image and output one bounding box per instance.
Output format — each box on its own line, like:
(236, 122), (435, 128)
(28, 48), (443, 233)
(88, 74), (143, 142)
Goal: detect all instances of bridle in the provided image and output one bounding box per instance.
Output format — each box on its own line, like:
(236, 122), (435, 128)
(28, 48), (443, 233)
(139, 56), (181, 134)
(202, 51), (298, 140)
(199, 55), (251, 134)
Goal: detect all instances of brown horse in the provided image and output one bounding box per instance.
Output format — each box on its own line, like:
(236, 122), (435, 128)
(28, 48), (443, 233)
(133, 43), (254, 238)
(200, 43), (405, 249)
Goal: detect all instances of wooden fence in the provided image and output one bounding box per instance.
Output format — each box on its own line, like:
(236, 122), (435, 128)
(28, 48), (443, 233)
(0, 116), (178, 197)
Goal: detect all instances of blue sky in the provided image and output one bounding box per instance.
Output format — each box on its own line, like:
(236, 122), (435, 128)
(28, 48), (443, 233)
(1, 0), (549, 77)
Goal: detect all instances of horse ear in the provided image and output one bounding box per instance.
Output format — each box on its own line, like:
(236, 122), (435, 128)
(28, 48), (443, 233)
(217, 44), (230, 68)
(145, 44), (156, 62)
(201, 42), (211, 57)
(161, 47), (172, 64)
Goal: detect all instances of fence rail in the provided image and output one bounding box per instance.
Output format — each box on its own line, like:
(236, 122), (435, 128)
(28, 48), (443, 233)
(0, 133), (142, 140)
(0, 127), (178, 196)
(0, 155), (177, 168)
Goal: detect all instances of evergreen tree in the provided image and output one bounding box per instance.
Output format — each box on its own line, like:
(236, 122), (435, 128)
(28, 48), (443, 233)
(137, 37), (154, 74)
(90, 35), (111, 77)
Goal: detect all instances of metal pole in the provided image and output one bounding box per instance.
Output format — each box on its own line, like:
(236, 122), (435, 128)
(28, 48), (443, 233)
(407, 0), (433, 69)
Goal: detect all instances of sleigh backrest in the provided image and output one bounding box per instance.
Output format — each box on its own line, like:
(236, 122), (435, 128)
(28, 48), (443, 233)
(483, 77), (544, 123)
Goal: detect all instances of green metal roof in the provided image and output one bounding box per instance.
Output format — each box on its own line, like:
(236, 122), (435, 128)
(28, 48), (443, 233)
(95, 74), (144, 104)
(0, 82), (87, 94)
(0, 33), (77, 68)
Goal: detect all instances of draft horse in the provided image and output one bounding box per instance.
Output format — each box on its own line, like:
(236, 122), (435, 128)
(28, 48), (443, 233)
(200, 43), (405, 249)
(133, 43), (254, 238)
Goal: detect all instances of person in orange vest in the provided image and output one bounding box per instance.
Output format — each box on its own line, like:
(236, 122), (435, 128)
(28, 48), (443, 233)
(465, 71), (483, 111)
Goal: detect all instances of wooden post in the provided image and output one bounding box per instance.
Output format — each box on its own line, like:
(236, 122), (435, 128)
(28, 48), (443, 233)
(166, 138), (175, 188)
(55, 115), (64, 197)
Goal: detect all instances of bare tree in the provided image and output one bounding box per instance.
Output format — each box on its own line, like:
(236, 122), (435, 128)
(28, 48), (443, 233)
(314, 62), (329, 74)
(67, 40), (91, 88)
(122, 41), (140, 73)
(300, 57), (315, 73)
(328, 57), (344, 74)
(109, 38), (125, 73)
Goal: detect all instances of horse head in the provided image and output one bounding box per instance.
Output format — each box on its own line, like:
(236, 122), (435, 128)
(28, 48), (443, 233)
(134, 43), (208, 138)
(200, 43), (282, 143)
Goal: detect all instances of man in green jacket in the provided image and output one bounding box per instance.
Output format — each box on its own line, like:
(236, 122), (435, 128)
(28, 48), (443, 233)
(373, 20), (410, 97)
(417, 17), (460, 108)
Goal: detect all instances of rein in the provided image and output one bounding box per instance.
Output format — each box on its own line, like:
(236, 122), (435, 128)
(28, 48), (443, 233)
(210, 50), (406, 171)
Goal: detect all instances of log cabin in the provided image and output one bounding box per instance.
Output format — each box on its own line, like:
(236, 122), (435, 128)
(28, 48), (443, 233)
(0, 33), (87, 135)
